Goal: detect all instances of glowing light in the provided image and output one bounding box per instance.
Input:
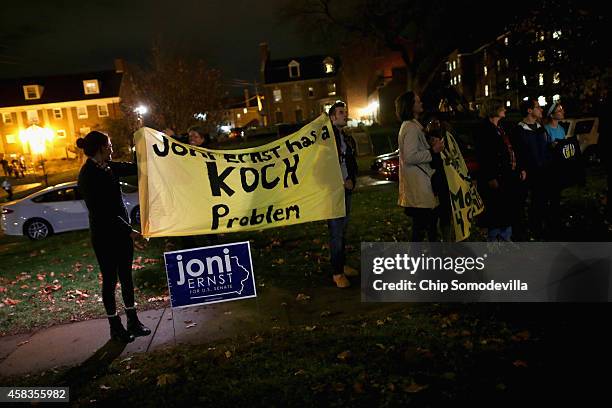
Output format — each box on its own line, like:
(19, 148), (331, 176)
(538, 96), (547, 106)
(19, 125), (54, 155)
(359, 101), (379, 117)
(134, 105), (148, 115)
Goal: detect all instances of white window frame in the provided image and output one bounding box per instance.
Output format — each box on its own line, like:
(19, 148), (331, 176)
(483, 66), (488, 76)
(23, 85), (41, 100)
(97, 104), (109, 117)
(56, 129), (67, 138)
(53, 108), (63, 119)
(323, 57), (335, 74)
(327, 82), (336, 96)
(505, 77), (510, 90)
(83, 79), (100, 95)
(273, 88), (282, 103)
(77, 106), (89, 119)
(553, 72), (560, 84)
(26, 110), (39, 123)
(484, 85), (489, 97)
(307, 86), (315, 98)
(5, 134), (16, 144)
(539, 73), (544, 86)
(537, 50), (545, 62)
(291, 85), (302, 101)
(288, 60), (300, 78)
(2, 112), (12, 124)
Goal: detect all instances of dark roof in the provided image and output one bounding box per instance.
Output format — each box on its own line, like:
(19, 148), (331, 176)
(0, 70), (123, 109)
(264, 55), (339, 84)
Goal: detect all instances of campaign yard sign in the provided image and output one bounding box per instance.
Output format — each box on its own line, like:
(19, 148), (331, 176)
(163, 241), (256, 308)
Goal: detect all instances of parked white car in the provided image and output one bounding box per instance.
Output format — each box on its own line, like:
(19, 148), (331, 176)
(1, 181), (140, 240)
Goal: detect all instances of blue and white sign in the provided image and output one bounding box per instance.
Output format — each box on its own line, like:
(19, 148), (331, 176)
(163, 241), (256, 308)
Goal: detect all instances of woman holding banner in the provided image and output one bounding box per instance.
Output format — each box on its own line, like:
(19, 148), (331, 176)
(77, 131), (151, 343)
(395, 92), (444, 241)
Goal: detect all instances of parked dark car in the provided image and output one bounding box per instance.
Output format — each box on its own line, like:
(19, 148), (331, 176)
(370, 131), (480, 181)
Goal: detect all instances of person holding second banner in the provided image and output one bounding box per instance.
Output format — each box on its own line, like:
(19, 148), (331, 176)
(395, 92), (444, 241)
(77, 131), (151, 343)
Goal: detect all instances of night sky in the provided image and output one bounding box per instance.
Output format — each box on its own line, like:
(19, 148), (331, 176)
(0, 0), (327, 86)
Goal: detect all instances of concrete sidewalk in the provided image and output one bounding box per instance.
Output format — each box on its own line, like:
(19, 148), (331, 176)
(0, 286), (404, 378)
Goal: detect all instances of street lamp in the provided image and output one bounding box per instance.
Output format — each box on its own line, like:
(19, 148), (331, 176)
(133, 105), (148, 127)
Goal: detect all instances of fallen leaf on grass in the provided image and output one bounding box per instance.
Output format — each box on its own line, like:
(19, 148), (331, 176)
(99, 385), (111, 390)
(185, 323), (197, 329)
(224, 351), (232, 358)
(156, 373), (177, 386)
(295, 293), (311, 302)
(404, 382), (429, 393)
(294, 369), (306, 376)
(0, 287), (6, 293)
(3, 298), (21, 306)
(512, 360), (528, 368)
(320, 311), (331, 317)
(337, 350), (352, 361)
(304, 325), (317, 332)
(17, 340), (29, 347)
(511, 330), (531, 342)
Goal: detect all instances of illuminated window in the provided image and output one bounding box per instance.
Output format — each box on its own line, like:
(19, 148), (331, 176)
(506, 100), (511, 107)
(557, 50), (564, 58)
(484, 85), (489, 96)
(6, 134), (16, 144)
(457, 74), (461, 84)
(26, 110), (39, 123)
(323, 57), (335, 74)
(537, 50), (545, 62)
(291, 85), (302, 101)
(23, 85), (41, 100)
(237, 113), (241, 119)
(53, 108), (62, 119)
(505, 59), (510, 68)
(552, 30), (562, 39)
(506, 77), (510, 90)
(273, 88), (282, 103)
(538, 32), (545, 41)
(327, 82), (336, 96)
(83, 80), (99, 95)
(288, 60), (300, 78)
(452, 61), (457, 70)
(308, 86), (315, 98)
(77, 106), (88, 119)
(553, 72), (560, 84)
(504, 37), (509, 46)
(97, 104), (109, 117)
(2, 112), (12, 124)
(497, 60), (501, 71)
(56, 129), (67, 138)
(522, 75), (527, 86)
(484, 66), (488, 76)
(553, 94), (561, 103)
(538, 95), (547, 106)
(79, 126), (90, 135)
(539, 73), (544, 86)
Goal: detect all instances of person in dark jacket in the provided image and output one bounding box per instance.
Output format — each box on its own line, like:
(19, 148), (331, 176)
(77, 131), (150, 343)
(475, 99), (526, 241)
(511, 98), (554, 240)
(327, 101), (358, 288)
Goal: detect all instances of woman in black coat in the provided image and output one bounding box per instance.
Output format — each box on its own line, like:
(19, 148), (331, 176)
(77, 131), (150, 343)
(475, 99), (526, 241)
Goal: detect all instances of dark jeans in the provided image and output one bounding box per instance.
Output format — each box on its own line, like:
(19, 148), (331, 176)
(529, 172), (561, 240)
(92, 232), (135, 316)
(327, 191), (352, 275)
(405, 207), (439, 242)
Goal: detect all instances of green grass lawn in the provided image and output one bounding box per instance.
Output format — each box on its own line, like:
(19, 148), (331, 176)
(4, 302), (552, 406)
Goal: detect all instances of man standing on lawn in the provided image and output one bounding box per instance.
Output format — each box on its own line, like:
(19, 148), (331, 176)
(327, 101), (359, 288)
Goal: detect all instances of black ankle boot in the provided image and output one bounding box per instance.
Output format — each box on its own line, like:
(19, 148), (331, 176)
(108, 315), (135, 343)
(126, 308), (151, 337)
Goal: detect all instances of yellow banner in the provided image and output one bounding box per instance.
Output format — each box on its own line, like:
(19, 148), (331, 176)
(134, 114), (345, 238)
(440, 131), (484, 241)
